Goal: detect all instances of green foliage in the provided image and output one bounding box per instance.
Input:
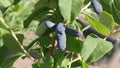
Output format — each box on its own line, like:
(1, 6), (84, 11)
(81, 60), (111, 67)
(71, 0), (84, 21)
(100, 0), (120, 24)
(0, 46), (8, 65)
(66, 35), (83, 53)
(23, 7), (50, 28)
(59, 0), (84, 23)
(35, 22), (48, 36)
(81, 61), (89, 68)
(0, 0), (119, 68)
(38, 56), (54, 68)
(84, 9), (115, 36)
(3, 34), (24, 52)
(81, 34), (113, 63)
(1, 53), (24, 68)
(12, 0), (20, 5)
(59, 0), (72, 23)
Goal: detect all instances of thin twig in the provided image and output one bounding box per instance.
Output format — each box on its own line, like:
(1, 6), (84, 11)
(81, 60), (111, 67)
(76, 1), (91, 20)
(10, 30), (36, 62)
(0, 7), (36, 62)
(50, 39), (57, 57)
(68, 54), (82, 65)
(80, 1), (91, 13)
(68, 52), (74, 68)
(82, 25), (91, 32)
(103, 30), (116, 40)
(40, 46), (44, 58)
(104, 26), (120, 40)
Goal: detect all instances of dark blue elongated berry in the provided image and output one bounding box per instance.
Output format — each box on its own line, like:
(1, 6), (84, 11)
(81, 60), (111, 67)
(44, 21), (55, 28)
(91, 0), (102, 14)
(65, 27), (83, 37)
(55, 23), (66, 51)
(57, 33), (66, 51)
(55, 23), (65, 34)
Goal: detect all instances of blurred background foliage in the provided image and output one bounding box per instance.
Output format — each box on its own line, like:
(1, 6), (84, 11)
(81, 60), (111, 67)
(0, 0), (38, 32)
(0, 0), (120, 68)
(0, 0), (38, 47)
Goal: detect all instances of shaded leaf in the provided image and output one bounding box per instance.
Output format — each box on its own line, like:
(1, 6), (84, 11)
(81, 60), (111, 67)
(12, 0), (20, 5)
(0, 46), (8, 65)
(99, 0), (112, 13)
(26, 38), (39, 51)
(0, 7), (9, 14)
(3, 34), (24, 52)
(38, 36), (54, 47)
(23, 7), (50, 28)
(39, 56), (54, 68)
(112, 4), (120, 24)
(35, 22), (47, 36)
(71, 60), (81, 67)
(114, 0), (120, 10)
(99, 0), (120, 24)
(1, 53), (24, 68)
(55, 53), (69, 68)
(34, 0), (51, 10)
(0, 36), (3, 47)
(66, 35), (83, 53)
(32, 63), (40, 68)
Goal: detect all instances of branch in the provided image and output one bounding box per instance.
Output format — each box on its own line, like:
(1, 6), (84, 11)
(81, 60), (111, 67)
(68, 54), (82, 65)
(104, 26), (120, 40)
(80, 1), (91, 13)
(50, 39), (57, 57)
(10, 30), (36, 62)
(76, 1), (91, 22)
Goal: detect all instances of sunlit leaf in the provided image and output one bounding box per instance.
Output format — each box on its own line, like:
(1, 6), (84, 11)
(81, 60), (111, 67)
(81, 34), (113, 63)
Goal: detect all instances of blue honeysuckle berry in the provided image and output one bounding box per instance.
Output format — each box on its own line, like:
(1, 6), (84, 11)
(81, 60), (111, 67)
(91, 0), (102, 14)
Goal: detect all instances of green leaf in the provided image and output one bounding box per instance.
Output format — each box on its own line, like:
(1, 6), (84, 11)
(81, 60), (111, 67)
(0, 28), (9, 47)
(55, 54), (69, 68)
(113, 0), (120, 10)
(32, 63), (40, 68)
(23, 7), (50, 28)
(59, 0), (72, 22)
(99, 0), (120, 24)
(0, 46), (8, 65)
(34, 0), (50, 10)
(1, 53), (24, 68)
(81, 61), (89, 68)
(0, 6), (9, 14)
(35, 22), (47, 36)
(71, 60), (81, 67)
(0, 14), (9, 29)
(81, 34), (113, 63)
(12, 0), (20, 5)
(112, 4), (120, 24)
(38, 36), (54, 47)
(39, 56), (54, 68)
(61, 58), (69, 68)
(0, 36), (3, 47)
(26, 38), (39, 51)
(26, 36), (53, 51)
(99, 0), (112, 13)
(84, 9), (115, 36)
(66, 35), (83, 53)
(71, 0), (84, 21)
(3, 34), (24, 52)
